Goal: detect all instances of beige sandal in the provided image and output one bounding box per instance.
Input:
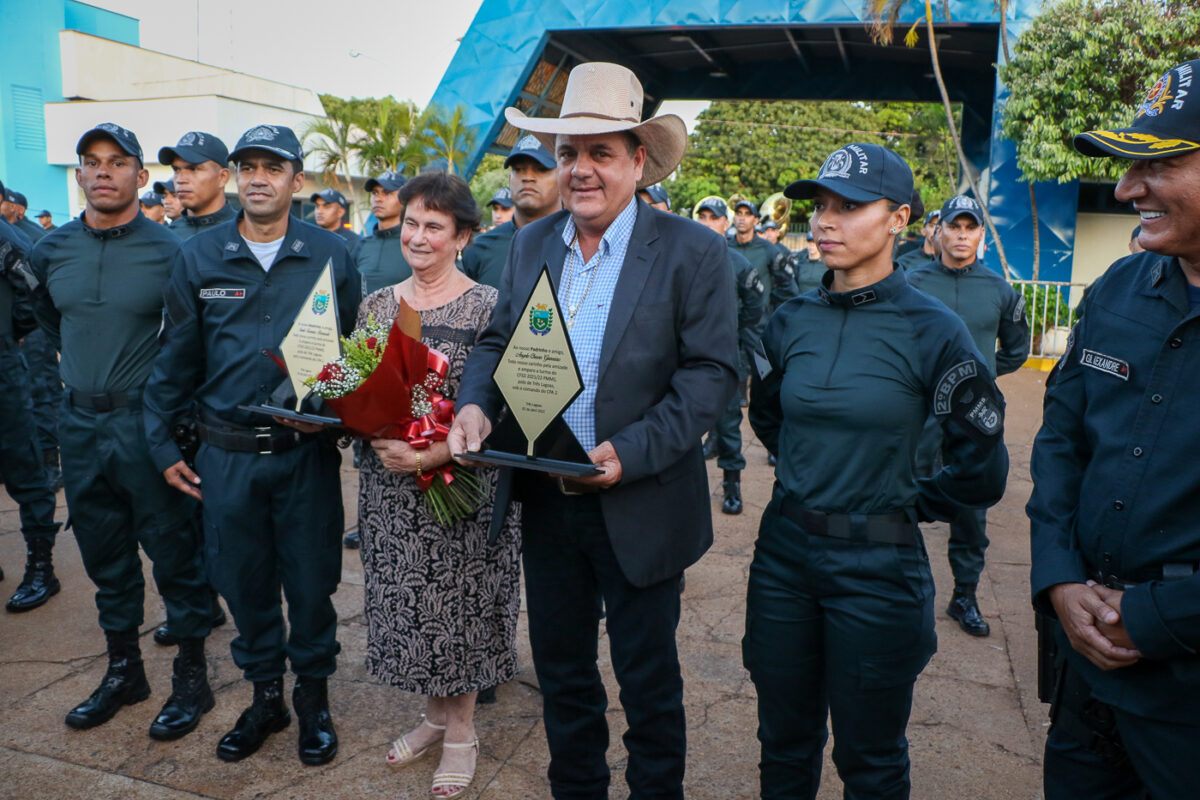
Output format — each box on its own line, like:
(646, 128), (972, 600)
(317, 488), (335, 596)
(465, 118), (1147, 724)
(386, 715), (446, 765)
(430, 738), (478, 799)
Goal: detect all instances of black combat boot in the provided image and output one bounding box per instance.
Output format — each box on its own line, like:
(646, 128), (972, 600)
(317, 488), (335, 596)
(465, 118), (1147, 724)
(721, 469), (743, 515)
(216, 678), (291, 762)
(342, 529), (360, 549)
(947, 584), (991, 637)
(293, 675), (338, 766)
(149, 637), (214, 740)
(154, 589), (226, 646)
(65, 629), (151, 729)
(6, 539), (61, 612)
(43, 448), (63, 492)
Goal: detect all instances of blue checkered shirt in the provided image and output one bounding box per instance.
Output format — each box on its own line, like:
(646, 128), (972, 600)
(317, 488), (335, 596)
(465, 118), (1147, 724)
(558, 197), (638, 452)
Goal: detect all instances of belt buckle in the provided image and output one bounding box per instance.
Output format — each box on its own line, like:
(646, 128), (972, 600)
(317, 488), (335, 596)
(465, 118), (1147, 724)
(254, 427), (273, 455)
(555, 476), (584, 496)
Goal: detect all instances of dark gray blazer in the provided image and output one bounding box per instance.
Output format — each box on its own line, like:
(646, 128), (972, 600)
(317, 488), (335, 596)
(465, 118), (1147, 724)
(457, 198), (739, 587)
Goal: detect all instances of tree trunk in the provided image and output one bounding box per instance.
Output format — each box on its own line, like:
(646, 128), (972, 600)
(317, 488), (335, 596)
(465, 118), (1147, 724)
(1028, 181), (1040, 281)
(923, 1), (1013, 279)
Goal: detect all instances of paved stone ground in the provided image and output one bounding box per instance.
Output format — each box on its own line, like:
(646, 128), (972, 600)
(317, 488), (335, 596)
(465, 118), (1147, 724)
(0, 368), (1049, 800)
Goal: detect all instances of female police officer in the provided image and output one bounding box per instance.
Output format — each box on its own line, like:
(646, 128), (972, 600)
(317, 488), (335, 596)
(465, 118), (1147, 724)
(745, 143), (1009, 799)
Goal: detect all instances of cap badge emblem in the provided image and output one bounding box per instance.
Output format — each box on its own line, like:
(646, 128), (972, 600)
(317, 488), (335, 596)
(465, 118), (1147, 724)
(819, 149), (852, 180)
(245, 125), (278, 143)
(517, 134), (541, 151)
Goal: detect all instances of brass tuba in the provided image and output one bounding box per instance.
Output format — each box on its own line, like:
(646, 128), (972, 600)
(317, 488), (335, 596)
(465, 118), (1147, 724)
(761, 192), (792, 230)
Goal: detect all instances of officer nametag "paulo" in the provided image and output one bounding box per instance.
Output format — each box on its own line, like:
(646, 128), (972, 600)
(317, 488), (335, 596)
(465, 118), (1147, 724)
(199, 288), (246, 300)
(1080, 349), (1130, 381)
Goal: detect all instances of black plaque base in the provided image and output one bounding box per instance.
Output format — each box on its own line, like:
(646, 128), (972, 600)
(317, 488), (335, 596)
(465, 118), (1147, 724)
(457, 414), (599, 476)
(238, 404), (342, 427)
(459, 450), (601, 477)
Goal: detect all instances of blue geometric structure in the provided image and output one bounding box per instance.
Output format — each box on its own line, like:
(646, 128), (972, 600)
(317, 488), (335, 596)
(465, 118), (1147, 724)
(0, 0), (139, 224)
(429, 0), (1078, 282)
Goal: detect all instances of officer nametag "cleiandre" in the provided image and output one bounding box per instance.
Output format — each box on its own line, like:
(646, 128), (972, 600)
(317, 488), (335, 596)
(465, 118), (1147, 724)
(1080, 349), (1129, 381)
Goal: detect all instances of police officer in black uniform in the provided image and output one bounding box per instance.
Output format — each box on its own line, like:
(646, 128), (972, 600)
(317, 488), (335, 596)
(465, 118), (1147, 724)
(36, 210), (56, 232)
(32, 123), (214, 738)
(153, 131), (236, 646)
(909, 195), (1029, 636)
(897, 209), (940, 271)
(153, 177), (184, 224)
(745, 143), (1008, 799)
(694, 196), (765, 514)
(161, 131), (236, 242)
(791, 231), (824, 295)
(140, 190), (166, 224)
(486, 186), (514, 228)
(637, 183), (671, 211)
(1028, 59), (1200, 799)
(5, 188), (66, 498)
(0, 178), (61, 608)
(461, 134), (560, 289)
(4, 191), (46, 244)
(357, 170), (411, 297)
(145, 124), (359, 766)
(310, 188), (361, 256)
(731, 198), (798, 314)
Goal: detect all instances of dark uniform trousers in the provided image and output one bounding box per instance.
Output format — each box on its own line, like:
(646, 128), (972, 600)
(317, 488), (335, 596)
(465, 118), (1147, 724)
(521, 491), (686, 800)
(195, 438), (343, 681)
(18, 326), (62, 452)
(60, 398), (209, 636)
(913, 418), (988, 585)
(743, 498), (937, 800)
(0, 343), (57, 543)
(1044, 657), (1200, 800)
(713, 361), (747, 472)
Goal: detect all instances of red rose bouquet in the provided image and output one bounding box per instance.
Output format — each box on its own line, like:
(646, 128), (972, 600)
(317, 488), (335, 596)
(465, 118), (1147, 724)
(306, 301), (484, 523)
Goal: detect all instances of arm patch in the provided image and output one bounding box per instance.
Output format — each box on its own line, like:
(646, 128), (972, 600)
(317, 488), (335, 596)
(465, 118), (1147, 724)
(933, 361), (977, 415)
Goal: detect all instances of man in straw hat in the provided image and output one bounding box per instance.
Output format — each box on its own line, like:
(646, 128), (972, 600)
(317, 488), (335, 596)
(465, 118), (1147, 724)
(1028, 58), (1200, 798)
(450, 61), (738, 798)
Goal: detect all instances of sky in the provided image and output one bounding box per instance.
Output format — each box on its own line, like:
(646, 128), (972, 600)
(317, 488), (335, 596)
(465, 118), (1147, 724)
(89, 0), (707, 131)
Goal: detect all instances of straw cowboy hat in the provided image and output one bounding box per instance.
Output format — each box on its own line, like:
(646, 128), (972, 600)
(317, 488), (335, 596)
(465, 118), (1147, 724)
(504, 62), (687, 189)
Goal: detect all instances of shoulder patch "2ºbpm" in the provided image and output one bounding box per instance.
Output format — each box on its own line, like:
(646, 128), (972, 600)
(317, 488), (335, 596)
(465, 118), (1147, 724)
(934, 361), (977, 414)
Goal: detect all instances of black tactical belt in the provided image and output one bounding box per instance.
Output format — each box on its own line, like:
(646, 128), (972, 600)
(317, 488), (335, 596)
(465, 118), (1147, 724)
(1088, 562), (1198, 591)
(68, 389), (141, 412)
(197, 421), (306, 455)
(778, 493), (918, 546)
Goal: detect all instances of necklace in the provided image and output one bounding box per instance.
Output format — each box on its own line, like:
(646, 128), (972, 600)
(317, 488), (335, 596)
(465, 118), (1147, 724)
(561, 233), (602, 330)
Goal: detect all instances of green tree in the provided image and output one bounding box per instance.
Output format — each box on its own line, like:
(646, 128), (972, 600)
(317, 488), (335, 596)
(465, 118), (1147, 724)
(357, 96), (429, 177)
(469, 153), (508, 224)
(422, 104), (476, 175)
(869, 0), (1015, 278)
(998, 0), (1200, 184)
(300, 102), (360, 193)
(673, 100), (956, 218)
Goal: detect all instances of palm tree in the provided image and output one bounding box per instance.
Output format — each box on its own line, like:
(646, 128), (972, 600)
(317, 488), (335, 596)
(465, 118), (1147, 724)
(422, 104), (476, 175)
(299, 104), (361, 196)
(358, 97), (429, 177)
(868, 0), (1014, 279)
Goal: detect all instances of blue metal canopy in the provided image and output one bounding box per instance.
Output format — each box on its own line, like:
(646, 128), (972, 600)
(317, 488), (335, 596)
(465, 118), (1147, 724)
(430, 0), (1077, 282)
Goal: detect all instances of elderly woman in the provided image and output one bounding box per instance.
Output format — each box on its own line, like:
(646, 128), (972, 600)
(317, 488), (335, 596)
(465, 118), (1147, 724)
(744, 144), (1009, 799)
(355, 172), (520, 799)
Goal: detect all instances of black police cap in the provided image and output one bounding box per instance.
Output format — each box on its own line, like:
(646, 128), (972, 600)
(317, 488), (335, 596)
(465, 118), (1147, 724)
(785, 143), (913, 207)
(76, 122), (144, 161)
(159, 131), (230, 167)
